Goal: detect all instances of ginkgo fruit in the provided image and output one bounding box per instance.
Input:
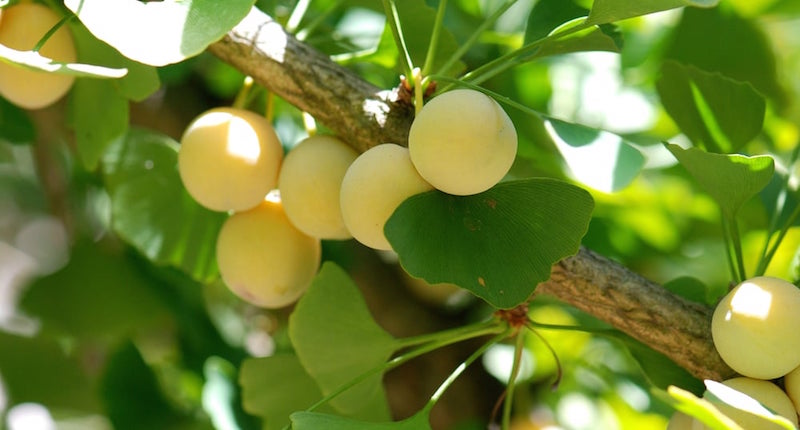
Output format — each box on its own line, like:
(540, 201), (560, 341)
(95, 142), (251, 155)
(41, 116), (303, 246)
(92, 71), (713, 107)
(339, 143), (433, 251)
(711, 276), (800, 379)
(700, 377), (798, 430)
(278, 135), (358, 240)
(408, 88), (517, 196)
(178, 107), (283, 212)
(784, 365), (800, 416)
(215, 193), (321, 308)
(0, 2), (76, 109)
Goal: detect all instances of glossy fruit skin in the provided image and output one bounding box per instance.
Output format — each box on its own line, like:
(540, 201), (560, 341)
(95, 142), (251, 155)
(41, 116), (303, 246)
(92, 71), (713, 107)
(0, 3), (76, 109)
(711, 276), (800, 379)
(339, 143), (433, 251)
(215, 195), (321, 308)
(278, 135), (358, 240)
(178, 107), (283, 212)
(784, 365), (800, 417)
(408, 88), (517, 196)
(699, 377), (799, 430)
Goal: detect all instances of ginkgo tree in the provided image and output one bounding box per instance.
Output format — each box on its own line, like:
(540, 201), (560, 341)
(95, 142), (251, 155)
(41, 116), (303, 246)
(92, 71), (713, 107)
(1, 0), (800, 429)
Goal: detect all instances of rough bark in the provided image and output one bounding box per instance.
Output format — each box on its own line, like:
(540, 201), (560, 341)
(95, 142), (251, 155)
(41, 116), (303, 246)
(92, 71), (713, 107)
(207, 8), (413, 153)
(209, 7), (735, 382)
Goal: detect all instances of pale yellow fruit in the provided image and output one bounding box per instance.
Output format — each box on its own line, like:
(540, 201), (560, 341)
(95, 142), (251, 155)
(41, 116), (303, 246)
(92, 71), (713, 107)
(178, 107), (283, 212)
(408, 88), (517, 196)
(0, 3), (76, 109)
(784, 365), (800, 416)
(697, 377), (798, 430)
(339, 143), (433, 250)
(278, 135), (358, 240)
(711, 276), (800, 379)
(215, 194), (321, 308)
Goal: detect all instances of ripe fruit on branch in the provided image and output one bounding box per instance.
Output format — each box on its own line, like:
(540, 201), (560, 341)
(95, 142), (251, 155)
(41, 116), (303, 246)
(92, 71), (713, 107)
(700, 377), (798, 430)
(178, 107), (283, 212)
(278, 135), (358, 240)
(215, 193), (321, 308)
(339, 143), (433, 250)
(711, 276), (800, 379)
(408, 88), (517, 196)
(0, 2), (76, 109)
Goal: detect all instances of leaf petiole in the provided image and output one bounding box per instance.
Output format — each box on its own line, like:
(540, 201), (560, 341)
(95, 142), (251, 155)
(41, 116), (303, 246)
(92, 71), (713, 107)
(303, 319), (507, 415)
(458, 18), (592, 87)
(433, 0), (518, 80)
(421, 0), (448, 76)
(421, 329), (510, 415)
(381, 0), (415, 79)
(33, 14), (72, 53)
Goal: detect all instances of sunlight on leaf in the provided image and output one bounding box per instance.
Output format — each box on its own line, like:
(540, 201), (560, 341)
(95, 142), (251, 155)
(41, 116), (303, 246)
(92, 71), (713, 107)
(705, 380), (798, 430)
(657, 61), (766, 153)
(652, 385), (743, 430)
(534, 18), (622, 59)
(288, 263), (395, 421)
(0, 44), (127, 78)
(665, 143), (774, 219)
(587, 0), (720, 25)
(545, 118), (645, 192)
(65, 0), (255, 66)
(386, 179), (593, 309)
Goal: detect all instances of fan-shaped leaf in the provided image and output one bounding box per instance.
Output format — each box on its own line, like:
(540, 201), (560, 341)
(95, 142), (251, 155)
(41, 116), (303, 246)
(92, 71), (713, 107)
(657, 61), (765, 153)
(385, 179), (594, 309)
(101, 128), (227, 282)
(240, 354), (334, 430)
(666, 143), (774, 219)
(288, 263), (395, 421)
(65, 0), (255, 66)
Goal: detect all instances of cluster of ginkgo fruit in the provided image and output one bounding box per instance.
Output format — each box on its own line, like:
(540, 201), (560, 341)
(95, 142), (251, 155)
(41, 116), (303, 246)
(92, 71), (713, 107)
(668, 276), (800, 429)
(0, 2), (77, 110)
(177, 88), (518, 308)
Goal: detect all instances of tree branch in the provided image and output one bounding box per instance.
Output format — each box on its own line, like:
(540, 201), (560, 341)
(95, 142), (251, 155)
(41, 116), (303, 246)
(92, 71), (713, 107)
(207, 8), (413, 153)
(209, 7), (735, 382)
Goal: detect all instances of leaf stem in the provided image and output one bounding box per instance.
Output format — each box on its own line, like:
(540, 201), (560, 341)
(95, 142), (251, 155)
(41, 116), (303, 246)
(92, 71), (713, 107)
(33, 14), (72, 53)
(428, 75), (545, 120)
(296, 0), (345, 41)
(381, 0), (415, 79)
(730, 218), (747, 282)
(433, 0), (518, 79)
(422, 330), (510, 415)
(756, 144), (800, 276)
(501, 334), (526, 429)
(759, 202), (800, 276)
(394, 318), (505, 350)
(286, 0), (312, 34)
(721, 215), (743, 284)
(232, 76), (254, 109)
(525, 321), (563, 390)
(305, 319), (507, 414)
(458, 19), (591, 87)
(421, 0), (448, 76)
